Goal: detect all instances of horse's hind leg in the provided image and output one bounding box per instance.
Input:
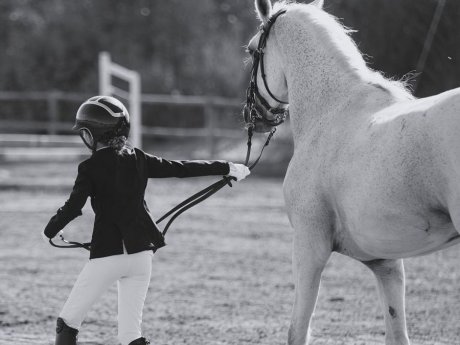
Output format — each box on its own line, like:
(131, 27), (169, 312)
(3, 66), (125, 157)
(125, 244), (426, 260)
(288, 222), (331, 345)
(363, 259), (410, 345)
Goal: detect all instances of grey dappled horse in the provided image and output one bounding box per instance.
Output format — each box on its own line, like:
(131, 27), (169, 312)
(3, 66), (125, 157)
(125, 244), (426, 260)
(245, 0), (460, 344)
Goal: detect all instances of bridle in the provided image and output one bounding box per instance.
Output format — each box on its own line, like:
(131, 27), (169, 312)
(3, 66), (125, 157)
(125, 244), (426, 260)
(243, 10), (289, 133)
(48, 12), (288, 252)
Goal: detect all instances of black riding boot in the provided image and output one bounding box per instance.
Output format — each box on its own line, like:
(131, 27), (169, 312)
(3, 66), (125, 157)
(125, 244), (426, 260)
(128, 337), (150, 345)
(55, 317), (78, 345)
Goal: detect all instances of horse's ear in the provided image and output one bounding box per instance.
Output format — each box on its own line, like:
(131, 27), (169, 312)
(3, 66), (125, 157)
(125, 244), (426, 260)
(311, 0), (324, 8)
(255, 0), (272, 23)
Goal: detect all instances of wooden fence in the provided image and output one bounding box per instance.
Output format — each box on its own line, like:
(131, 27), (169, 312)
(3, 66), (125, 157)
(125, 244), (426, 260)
(0, 91), (244, 155)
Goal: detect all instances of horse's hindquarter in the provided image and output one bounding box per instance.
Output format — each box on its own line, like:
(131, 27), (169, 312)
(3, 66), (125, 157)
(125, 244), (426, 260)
(334, 89), (460, 259)
(285, 88), (460, 261)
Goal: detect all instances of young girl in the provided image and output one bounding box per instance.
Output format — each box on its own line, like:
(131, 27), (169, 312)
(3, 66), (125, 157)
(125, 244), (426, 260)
(42, 96), (250, 345)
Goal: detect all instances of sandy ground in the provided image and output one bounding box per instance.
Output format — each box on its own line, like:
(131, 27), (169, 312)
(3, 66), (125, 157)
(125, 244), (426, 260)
(1, 170), (460, 345)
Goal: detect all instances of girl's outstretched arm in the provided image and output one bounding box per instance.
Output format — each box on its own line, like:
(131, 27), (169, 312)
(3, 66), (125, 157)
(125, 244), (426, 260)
(141, 150), (231, 178)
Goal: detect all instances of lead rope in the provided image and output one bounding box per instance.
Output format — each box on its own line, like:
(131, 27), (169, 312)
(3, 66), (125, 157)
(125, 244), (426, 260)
(49, 128), (277, 251)
(158, 126), (276, 237)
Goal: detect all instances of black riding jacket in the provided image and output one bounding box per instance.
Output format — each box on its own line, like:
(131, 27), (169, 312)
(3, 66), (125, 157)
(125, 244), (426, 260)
(44, 147), (230, 259)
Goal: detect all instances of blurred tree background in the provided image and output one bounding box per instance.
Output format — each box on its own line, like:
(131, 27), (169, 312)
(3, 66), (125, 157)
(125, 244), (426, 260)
(0, 0), (459, 100)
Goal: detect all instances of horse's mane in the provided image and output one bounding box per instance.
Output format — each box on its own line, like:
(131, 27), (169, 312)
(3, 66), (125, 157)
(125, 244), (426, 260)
(272, 1), (414, 100)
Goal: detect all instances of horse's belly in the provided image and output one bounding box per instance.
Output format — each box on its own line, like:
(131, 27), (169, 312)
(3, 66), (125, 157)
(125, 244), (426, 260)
(338, 212), (460, 260)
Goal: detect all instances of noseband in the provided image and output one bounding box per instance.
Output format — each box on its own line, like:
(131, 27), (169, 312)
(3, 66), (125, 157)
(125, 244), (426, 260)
(243, 10), (289, 132)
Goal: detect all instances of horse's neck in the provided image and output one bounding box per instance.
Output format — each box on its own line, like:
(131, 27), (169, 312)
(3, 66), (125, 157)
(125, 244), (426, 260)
(277, 18), (399, 141)
(288, 71), (393, 137)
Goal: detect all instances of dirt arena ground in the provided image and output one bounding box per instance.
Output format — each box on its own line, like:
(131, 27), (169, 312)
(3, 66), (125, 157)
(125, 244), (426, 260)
(1, 163), (460, 345)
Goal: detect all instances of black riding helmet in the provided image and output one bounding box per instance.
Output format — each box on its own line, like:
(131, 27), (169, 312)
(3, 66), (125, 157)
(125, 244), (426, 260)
(73, 96), (130, 151)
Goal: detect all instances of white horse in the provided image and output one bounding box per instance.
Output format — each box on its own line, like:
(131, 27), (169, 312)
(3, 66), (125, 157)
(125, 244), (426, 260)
(244, 1), (460, 344)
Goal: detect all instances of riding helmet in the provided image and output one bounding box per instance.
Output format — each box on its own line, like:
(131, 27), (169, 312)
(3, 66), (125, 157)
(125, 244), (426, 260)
(73, 95), (130, 141)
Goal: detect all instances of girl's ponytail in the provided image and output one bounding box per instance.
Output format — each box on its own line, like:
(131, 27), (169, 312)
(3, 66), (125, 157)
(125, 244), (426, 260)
(107, 136), (128, 155)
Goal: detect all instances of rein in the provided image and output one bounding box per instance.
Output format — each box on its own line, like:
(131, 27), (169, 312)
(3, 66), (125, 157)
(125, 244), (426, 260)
(49, 232), (91, 250)
(49, 127), (277, 251)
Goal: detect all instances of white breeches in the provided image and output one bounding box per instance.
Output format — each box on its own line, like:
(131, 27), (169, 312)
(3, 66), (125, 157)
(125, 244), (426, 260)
(59, 250), (153, 345)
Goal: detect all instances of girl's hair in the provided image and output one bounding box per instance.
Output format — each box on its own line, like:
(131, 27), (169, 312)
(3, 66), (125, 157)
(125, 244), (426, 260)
(107, 135), (128, 155)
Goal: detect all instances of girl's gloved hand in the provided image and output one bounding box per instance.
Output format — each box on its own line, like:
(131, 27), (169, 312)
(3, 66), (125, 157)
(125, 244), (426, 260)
(228, 163), (251, 181)
(42, 230), (63, 245)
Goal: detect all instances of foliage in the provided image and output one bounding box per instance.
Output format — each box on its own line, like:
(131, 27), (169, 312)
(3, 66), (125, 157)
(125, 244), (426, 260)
(328, 0), (459, 96)
(0, 0), (458, 98)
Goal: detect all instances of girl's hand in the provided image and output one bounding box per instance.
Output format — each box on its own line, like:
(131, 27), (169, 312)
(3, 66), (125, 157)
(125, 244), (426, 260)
(228, 163), (251, 181)
(42, 230), (63, 245)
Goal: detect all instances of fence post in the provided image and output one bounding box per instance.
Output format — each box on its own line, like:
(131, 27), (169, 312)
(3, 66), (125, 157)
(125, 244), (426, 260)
(204, 100), (216, 158)
(99, 52), (111, 96)
(130, 72), (142, 148)
(99, 51), (142, 148)
(47, 90), (59, 135)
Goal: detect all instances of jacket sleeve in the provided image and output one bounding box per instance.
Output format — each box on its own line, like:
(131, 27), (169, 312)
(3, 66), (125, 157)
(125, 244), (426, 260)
(144, 153), (230, 178)
(44, 161), (92, 238)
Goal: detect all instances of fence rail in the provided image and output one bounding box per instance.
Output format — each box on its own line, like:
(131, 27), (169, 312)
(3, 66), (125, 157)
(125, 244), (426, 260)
(0, 91), (242, 110)
(0, 91), (243, 156)
(0, 91), (244, 156)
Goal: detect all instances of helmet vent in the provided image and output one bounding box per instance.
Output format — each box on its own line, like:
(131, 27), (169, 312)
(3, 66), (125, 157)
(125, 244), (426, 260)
(98, 98), (125, 113)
